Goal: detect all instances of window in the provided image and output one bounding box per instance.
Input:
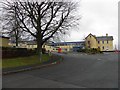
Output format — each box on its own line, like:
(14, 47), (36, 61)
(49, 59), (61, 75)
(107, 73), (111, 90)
(98, 41), (100, 44)
(88, 41), (90, 44)
(107, 40), (108, 44)
(106, 46), (109, 50)
(102, 41), (104, 44)
(102, 46), (104, 50)
(98, 46), (100, 49)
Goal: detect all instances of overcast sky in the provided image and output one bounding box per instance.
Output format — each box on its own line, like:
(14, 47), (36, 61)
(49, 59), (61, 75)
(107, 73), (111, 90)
(65, 0), (119, 49)
(0, 0), (119, 49)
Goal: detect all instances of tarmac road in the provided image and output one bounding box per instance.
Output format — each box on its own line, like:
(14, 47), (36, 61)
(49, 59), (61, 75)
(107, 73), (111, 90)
(3, 52), (118, 88)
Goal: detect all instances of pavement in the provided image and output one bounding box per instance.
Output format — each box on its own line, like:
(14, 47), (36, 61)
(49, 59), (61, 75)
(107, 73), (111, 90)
(2, 52), (118, 88)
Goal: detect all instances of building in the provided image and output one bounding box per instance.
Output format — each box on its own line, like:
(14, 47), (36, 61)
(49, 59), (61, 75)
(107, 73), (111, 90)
(49, 41), (85, 52)
(10, 40), (54, 51)
(19, 41), (37, 49)
(9, 40), (37, 49)
(0, 36), (10, 47)
(8, 33), (114, 52)
(85, 33), (113, 51)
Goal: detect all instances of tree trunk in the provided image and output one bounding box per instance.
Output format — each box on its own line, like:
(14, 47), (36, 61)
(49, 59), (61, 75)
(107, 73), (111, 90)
(15, 36), (18, 47)
(36, 37), (42, 63)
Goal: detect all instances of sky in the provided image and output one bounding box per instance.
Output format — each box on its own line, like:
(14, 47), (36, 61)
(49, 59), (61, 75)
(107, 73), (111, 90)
(65, 0), (119, 49)
(0, 0), (119, 49)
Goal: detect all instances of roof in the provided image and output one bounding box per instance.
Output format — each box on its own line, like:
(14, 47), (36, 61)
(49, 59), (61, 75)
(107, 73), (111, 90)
(0, 35), (9, 39)
(19, 40), (37, 45)
(96, 36), (113, 41)
(49, 41), (85, 46)
(85, 33), (113, 41)
(85, 33), (96, 39)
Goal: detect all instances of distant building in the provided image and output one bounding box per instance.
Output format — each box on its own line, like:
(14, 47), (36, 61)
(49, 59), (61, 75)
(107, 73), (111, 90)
(85, 33), (113, 51)
(0, 35), (10, 47)
(49, 41), (85, 52)
(8, 33), (114, 52)
(10, 40), (37, 49)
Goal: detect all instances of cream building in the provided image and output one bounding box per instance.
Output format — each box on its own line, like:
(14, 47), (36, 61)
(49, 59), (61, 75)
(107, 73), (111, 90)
(48, 41), (85, 52)
(85, 33), (113, 51)
(0, 36), (10, 47)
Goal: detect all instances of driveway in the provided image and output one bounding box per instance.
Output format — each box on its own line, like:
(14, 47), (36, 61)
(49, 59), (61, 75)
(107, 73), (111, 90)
(3, 52), (118, 88)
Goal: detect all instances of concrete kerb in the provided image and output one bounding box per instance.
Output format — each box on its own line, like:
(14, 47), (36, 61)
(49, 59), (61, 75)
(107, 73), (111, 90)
(3, 55), (64, 75)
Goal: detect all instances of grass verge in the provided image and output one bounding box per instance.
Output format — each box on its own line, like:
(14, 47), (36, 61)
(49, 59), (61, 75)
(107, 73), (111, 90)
(1, 54), (50, 69)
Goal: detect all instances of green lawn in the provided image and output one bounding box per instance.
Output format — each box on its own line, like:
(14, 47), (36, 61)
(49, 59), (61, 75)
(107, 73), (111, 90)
(1, 54), (50, 69)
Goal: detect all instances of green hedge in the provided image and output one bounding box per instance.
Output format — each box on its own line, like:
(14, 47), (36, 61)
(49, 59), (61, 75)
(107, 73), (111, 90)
(2, 47), (47, 59)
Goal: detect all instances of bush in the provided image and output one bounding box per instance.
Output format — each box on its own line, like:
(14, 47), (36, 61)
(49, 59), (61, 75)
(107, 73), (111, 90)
(80, 48), (102, 54)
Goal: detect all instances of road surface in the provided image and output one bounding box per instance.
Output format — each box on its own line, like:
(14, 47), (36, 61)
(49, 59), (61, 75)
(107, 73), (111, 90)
(3, 52), (118, 88)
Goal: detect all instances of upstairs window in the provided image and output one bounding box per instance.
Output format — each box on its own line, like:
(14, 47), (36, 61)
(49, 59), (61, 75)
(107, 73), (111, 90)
(102, 41), (104, 44)
(88, 41), (90, 44)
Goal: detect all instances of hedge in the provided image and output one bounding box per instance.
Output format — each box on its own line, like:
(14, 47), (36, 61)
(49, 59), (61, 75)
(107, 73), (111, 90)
(2, 49), (36, 59)
(1, 47), (46, 59)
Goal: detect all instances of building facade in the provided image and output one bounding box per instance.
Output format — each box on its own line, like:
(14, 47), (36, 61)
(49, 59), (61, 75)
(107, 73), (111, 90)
(49, 41), (85, 52)
(0, 36), (10, 47)
(85, 33), (113, 51)
(8, 33), (114, 52)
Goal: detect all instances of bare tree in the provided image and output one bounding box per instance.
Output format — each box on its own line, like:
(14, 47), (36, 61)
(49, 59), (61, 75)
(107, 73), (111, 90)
(1, 1), (24, 47)
(1, 0), (80, 61)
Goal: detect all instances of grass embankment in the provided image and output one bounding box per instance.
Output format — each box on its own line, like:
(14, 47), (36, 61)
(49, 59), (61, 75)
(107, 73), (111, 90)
(2, 54), (50, 69)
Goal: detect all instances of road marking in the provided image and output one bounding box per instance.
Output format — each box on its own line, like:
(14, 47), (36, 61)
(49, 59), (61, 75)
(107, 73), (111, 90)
(97, 58), (101, 60)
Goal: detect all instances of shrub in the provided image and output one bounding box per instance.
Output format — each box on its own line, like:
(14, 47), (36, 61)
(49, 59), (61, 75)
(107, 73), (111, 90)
(80, 48), (101, 54)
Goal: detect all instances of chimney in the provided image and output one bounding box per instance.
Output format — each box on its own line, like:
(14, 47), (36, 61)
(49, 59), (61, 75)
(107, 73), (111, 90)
(106, 33), (108, 36)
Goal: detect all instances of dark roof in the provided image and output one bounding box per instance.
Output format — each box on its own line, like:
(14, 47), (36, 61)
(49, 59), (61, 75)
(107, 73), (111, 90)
(19, 41), (36, 45)
(49, 41), (85, 46)
(96, 36), (113, 41)
(0, 35), (9, 39)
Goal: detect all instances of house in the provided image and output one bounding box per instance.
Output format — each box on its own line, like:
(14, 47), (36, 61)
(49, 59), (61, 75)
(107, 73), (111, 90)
(0, 35), (10, 47)
(85, 33), (113, 51)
